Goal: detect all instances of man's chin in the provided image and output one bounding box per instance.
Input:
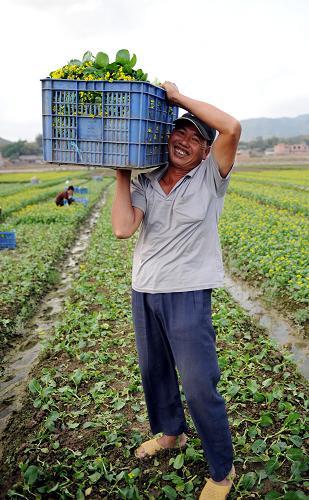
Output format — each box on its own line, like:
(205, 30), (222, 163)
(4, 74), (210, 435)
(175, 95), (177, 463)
(170, 156), (197, 170)
(170, 152), (190, 166)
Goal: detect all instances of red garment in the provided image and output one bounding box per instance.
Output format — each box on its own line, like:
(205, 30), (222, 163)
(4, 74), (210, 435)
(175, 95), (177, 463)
(55, 190), (70, 205)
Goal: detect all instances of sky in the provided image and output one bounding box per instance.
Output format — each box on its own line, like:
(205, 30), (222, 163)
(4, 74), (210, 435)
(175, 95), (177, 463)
(1, 0), (309, 141)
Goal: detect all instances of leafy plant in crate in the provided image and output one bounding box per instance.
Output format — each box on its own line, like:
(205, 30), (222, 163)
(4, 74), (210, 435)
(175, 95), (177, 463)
(50, 49), (148, 109)
(44, 49), (177, 168)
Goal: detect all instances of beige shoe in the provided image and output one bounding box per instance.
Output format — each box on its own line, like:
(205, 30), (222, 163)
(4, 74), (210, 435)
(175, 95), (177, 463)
(135, 435), (187, 459)
(199, 467), (235, 500)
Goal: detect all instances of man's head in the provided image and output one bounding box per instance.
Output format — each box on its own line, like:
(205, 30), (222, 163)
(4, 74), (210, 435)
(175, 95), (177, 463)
(174, 113), (216, 146)
(67, 185), (74, 197)
(168, 114), (216, 170)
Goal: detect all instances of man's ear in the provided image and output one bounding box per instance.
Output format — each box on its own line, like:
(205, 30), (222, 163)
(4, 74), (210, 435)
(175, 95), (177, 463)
(202, 145), (211, 160)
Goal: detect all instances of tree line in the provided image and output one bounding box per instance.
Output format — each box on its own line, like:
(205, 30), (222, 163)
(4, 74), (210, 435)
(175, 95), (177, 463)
(0, 135), (43, 159)
(239, 135), (309, 152)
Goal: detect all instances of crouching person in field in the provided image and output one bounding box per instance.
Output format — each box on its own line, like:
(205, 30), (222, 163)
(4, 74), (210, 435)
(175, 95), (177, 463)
(111, 82), (241, 500)
(55, 185), (75, 206)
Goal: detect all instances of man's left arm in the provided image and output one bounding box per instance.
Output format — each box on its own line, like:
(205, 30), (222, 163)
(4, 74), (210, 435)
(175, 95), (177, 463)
(162, 82), (241, 178)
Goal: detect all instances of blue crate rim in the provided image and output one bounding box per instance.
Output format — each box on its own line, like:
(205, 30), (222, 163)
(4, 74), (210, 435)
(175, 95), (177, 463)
(53, 162), (168, 169)
(0, 231), (16, 237)
(41, 78), (166, 91)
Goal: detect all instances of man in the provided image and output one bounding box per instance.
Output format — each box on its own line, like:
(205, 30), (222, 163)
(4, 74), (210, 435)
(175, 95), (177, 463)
(55, 185), (75, 206)
(111, 82), (241, 499)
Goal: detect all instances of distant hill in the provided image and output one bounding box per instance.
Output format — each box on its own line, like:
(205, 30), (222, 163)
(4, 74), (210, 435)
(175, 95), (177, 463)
(240, 114), (309, 142)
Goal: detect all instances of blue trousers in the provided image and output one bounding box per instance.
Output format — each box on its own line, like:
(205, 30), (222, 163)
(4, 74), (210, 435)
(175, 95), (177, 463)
(132, 289), (233, 482)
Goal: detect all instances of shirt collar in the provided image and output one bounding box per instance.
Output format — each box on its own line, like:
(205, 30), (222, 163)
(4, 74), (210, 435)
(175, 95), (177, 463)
(184, 160), (204, 178)
(148, 160), (204, 186)
(147, 163), (169, 185)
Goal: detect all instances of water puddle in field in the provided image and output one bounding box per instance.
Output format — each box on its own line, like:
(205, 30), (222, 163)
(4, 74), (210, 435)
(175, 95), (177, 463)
(0, 189), (110, 450)
(224, 272), (309, 379)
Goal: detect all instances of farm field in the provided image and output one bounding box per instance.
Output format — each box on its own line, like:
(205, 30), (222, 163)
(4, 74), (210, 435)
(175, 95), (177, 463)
(0, 172), (89, 183)
(0, 171), (90, 218)
(235, 163), (309, 174)
(220, 168), (309, 329)
(0, 186), (307, 499)
(233, 170), (309, 189)
(0, 166), (308, 499)
(227, 181), (308, 215)
(0, 171), (114, 360)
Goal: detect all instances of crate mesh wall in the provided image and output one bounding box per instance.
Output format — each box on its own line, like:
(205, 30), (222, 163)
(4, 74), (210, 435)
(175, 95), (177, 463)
(42, 80), (178, 168)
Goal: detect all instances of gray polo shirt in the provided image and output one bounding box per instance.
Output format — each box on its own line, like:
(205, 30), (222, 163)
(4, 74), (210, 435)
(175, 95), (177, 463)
(131, 153), (231, 293)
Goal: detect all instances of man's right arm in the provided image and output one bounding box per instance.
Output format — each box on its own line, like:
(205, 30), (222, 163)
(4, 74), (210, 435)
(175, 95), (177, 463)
(111, 170), (144, 239)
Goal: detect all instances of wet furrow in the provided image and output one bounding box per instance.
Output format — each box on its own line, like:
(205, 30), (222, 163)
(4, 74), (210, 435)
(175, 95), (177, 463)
(224, 272), (309, 379)
(0, 191), (109, 444)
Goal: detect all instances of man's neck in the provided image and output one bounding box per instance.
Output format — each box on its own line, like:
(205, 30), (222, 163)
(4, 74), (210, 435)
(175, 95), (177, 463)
(159, 163), (198, 194)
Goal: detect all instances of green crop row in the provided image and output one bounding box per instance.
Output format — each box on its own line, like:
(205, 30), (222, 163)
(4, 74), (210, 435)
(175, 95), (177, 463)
(233, 176), (308, 192)
(1, 187), (307, 499)
(0, 183), (37, 196)
(220, 192), (309, 325)
(0, 177), (114, 358)
(0, 174), (89, 198)
(234, 169), (309, 186)
(0, 171), (88, 184)
(228, 180), (309, 216)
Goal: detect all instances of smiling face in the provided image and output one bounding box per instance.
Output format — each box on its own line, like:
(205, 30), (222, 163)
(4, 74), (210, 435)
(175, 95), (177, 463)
(168, 123), (210, 171)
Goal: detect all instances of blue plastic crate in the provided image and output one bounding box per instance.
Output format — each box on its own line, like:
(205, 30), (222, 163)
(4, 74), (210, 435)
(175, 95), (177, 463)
(41, 79), (178, 169)
(0, 231), (16, 249)
(75, 187), (88, 194)
(74, 197), (89, 206)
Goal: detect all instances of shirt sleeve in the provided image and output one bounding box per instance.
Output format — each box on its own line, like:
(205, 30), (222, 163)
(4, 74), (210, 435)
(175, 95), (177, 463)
(131, 174), (147, 213)
(204, 153), (232, 198)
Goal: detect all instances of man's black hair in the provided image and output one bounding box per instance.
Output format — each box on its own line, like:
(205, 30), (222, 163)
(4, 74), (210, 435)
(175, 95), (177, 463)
(68, 185), (74, 191)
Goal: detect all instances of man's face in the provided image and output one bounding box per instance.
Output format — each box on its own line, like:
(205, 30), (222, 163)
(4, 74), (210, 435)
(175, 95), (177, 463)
(168, 123), (209, 170)
(68, 189), (73, 197)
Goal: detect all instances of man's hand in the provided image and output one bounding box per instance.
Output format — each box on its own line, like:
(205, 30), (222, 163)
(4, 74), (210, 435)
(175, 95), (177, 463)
(161, 81), (180, 104)
(116, 169), (132, 177)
